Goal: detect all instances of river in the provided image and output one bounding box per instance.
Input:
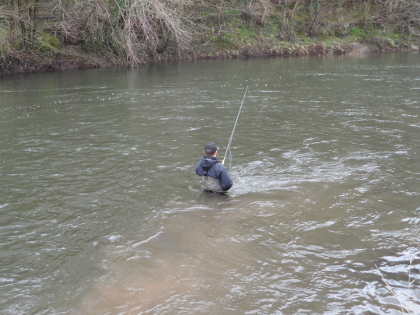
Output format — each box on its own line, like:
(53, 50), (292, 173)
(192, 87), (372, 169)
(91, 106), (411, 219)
(1, 54), (419, 314)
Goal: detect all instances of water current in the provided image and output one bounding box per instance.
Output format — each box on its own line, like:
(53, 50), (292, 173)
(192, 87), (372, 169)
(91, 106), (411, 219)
(1, 53), (419, 314)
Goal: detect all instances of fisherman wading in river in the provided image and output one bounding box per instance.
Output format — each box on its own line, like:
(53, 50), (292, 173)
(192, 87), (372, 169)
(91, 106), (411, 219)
(195, 86), (248, 193)
(196, 142), (233, 193)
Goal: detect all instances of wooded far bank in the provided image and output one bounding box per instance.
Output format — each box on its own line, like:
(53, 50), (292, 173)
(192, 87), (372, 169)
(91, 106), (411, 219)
(1, 0), (419, 75)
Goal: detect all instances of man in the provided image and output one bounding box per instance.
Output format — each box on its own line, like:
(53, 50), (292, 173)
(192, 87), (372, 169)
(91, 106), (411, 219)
(195, 142), (233, 193)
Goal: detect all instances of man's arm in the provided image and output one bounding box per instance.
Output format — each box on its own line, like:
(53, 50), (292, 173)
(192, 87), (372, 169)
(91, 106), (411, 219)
(219, 167), (233, 191)
(196, 160), (204, 176)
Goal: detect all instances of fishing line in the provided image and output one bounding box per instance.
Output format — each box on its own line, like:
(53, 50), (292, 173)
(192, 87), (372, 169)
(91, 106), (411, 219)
(222, 85), (249, 166)
(227, 149), (233, 170)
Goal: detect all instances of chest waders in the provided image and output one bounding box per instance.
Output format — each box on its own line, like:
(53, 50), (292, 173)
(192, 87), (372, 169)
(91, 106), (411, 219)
(201, 176), (223, 193)
(200, 164), (223, 193)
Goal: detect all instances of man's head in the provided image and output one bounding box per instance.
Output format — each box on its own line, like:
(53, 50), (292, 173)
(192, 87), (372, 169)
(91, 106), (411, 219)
(204, 142), (219, 157)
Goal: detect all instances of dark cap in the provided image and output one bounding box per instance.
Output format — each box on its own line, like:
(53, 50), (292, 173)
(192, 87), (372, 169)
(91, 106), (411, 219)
(204, 142), (218, 155)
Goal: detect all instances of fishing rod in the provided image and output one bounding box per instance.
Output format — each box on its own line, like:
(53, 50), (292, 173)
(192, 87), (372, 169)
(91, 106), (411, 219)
(222, 85), (249, 166)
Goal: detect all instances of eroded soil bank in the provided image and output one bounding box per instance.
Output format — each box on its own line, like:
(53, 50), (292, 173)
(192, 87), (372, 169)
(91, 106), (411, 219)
(1, 40), (419, 77)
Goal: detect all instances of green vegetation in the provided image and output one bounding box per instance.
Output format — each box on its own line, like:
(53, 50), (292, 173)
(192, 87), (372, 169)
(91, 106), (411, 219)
(350, 27), (368, 40)
(1, 0), (419, 74)
(37, 32), (61, 53)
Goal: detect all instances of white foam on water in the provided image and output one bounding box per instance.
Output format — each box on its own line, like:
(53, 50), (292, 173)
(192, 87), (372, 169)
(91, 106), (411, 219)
(230, 148), (384, 196)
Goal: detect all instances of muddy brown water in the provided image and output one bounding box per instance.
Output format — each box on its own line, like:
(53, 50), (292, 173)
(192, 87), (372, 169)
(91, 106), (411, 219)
(1, 54), (419, 314)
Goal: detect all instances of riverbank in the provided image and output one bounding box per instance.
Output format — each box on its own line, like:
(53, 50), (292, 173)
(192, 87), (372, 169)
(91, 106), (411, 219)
(1, 38), (419, 77)
(1, 0), (419, 76)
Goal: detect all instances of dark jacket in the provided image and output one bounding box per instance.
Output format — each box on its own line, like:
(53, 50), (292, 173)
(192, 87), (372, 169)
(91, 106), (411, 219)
(195, 156), (233, 191)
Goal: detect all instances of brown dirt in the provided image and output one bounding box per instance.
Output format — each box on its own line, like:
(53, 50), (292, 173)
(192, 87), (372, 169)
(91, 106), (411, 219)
(1, 41), (418, 77)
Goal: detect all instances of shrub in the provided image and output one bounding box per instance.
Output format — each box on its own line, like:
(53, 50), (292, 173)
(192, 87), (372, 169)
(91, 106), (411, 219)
(57, 0), (193, 65)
